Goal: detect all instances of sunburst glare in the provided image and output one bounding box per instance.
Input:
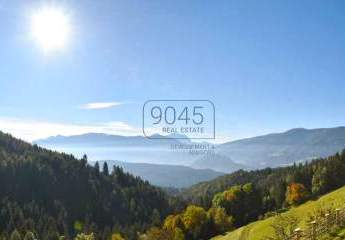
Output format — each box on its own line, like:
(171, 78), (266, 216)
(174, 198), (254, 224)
(31, 7), (71, 53)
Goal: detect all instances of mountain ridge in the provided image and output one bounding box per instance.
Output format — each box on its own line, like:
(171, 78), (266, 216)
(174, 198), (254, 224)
(35, 126), (345, 172)
(95, 160), (224, 188)
(216, 126), (345, 168)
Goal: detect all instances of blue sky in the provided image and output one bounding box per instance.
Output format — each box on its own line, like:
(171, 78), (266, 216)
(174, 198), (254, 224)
(1, 0), (345, 142)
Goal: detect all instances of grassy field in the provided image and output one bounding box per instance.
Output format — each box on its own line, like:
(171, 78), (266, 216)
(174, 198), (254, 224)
(212, 186), (345, 240)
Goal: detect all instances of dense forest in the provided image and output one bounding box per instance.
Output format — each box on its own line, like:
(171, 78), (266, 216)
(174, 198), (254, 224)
(132, 149), (345, 240)
(0, 131), (185, 240)
(175, 149), (345, 228)
(180, 150), (345, 211)
(2, 130), (345, 240)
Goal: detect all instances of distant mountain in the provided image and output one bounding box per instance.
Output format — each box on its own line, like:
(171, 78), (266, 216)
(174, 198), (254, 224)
(35, 133), (200, 165)
(35, 127), (345, 173)
(36, 133), (182, 147)
(191, 153), (247, 173)
(217, 127), (345, 168)
(95, 160), (224, 188)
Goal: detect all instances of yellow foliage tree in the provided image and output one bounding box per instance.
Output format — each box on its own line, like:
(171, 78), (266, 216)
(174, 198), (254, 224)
(208, 207), (233, 233)
(286, 182), (309, 205)
(182, 205), (208, 236)
(74, 233), (95, 240)
(163, 214), (184, 231)
(111, 233), (125, 240)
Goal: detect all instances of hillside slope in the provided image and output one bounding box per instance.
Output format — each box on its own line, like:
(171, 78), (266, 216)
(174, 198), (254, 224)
(216, 127), (345, 168)
(212, 186), (345, 240)
(0, 131), (175, 239)
(191, 153), (247, 173)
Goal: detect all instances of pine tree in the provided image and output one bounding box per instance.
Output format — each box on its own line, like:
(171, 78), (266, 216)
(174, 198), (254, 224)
(94, 161), (100, 173)
(103, 162), (109, 176)
(81, 154), (88, 167)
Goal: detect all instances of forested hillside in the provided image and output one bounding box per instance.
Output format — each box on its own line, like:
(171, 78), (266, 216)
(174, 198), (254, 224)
(0, 131), (181, 240)
(212, 185), (345, 240)
(181, 149), (345, 210)
(171, 148), (345, 238)
(3, 129), (345, 240)
(136, 149), (345, 240)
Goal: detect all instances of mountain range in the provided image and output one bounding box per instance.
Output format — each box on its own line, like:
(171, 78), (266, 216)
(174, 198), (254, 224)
(95, 160), (224, 188)
(35, 127), (345, 187)
(35, 133), (199, 166)
(216, 127), (345, 168)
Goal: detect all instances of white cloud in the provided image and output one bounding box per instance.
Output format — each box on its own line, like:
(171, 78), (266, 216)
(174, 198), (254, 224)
(80, 102), (122, 110)
(0, 117), (141, 142)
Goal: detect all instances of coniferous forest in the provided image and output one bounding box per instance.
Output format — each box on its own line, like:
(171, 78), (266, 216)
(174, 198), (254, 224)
(2, 130), (345, 240)
(0, 131), (183, 240)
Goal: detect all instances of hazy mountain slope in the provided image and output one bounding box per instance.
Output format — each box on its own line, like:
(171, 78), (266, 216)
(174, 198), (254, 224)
(36, 133), (184, 146)
(95, 160), (224, 188)
(35, 133), (200, 165)
(35, 127), (345, 172)
(217, 127), (345, 168)
(191, 153), (247, 173)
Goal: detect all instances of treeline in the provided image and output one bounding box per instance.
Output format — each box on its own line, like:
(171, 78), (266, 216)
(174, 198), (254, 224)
(177, 149), (345, 232)
(138, 205), (233, 240)
(0, 132), (184, 240)
(137, 150), (345, 239)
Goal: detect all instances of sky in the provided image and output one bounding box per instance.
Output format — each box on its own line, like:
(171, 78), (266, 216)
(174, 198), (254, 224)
(1, 0), (345, 143)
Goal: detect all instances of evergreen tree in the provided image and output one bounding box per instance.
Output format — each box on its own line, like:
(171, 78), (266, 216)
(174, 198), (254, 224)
(103, 162), (109, 176)
(94, 161), (100, 173)
(81, 154), (88, 167)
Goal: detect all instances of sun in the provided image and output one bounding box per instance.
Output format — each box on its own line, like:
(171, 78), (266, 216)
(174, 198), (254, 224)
(31, 7), (71, 53)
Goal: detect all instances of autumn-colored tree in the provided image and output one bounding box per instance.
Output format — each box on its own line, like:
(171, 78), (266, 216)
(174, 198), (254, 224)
(74, 233), (95, 240)
(138, 227), (174, 240)
(207, 207), (233, 233)
(212, 183), (261, 226)
(173, 228), (185, 240)
(111, 233), (125, 240)
(285, 183), (309, 205)
(74, 221), (83, 232)
(182, 205), (208, 238)
(163, 214), (184, 231)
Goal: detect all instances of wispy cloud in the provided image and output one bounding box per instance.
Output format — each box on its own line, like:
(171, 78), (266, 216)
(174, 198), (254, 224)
(0, 117), (141, 142)
(80, 102), (122, 110)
